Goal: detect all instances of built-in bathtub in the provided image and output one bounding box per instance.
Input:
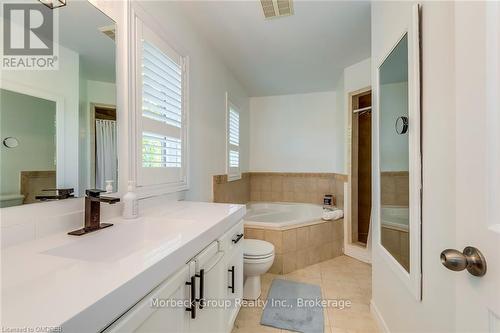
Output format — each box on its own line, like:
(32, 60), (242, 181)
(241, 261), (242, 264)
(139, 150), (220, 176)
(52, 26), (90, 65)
(243, 202), (344, 274)
(244, 202), (325, 230)
(380, 206), (409, 270)
(381, 206), (408, 232)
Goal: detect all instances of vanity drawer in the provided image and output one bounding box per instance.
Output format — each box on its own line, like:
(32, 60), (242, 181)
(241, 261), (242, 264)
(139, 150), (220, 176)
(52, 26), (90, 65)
(103, 264), (192, 333)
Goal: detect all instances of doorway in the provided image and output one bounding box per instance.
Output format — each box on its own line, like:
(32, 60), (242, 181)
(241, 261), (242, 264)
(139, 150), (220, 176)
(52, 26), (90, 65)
(349, 88), (372, 249)
(90, 104), (117, 191)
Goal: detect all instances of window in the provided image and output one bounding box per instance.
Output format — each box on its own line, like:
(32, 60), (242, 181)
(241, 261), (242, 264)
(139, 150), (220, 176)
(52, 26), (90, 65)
(135, 21), (188, 190)
(142, 133), (181, 168)
(226, 94), (241, 181)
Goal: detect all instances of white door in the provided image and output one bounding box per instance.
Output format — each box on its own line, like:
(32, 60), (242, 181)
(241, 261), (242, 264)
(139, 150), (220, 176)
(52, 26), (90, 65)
(451, 1), (500, 331)
(104, 264), (191, 333)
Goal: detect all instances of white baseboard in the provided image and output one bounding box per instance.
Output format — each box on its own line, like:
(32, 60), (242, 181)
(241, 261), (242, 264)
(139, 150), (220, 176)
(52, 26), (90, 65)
(344, 243), (372, 263)
(370, 300), (390, 333)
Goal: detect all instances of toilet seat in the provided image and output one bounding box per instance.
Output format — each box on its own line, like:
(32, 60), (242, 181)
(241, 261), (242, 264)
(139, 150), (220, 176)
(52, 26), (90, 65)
(242, 239), (275, 300)
(243, 239), (274, 260)
(244, 254), (274, 264)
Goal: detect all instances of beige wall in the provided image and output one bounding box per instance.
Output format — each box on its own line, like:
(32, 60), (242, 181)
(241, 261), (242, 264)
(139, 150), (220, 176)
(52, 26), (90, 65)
(213, 172), (347, 209)
(213, 173), (250, 204)
(380, 171), (409, 207)
(245, 219), (344, 274)
(381, 227), (409, 271)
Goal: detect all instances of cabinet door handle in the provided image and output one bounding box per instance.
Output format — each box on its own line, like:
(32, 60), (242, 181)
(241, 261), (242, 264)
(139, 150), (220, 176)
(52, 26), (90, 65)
(185, 276), (196, 319)
(195, 269), (204, 309)
(232, 234), (244, 244)
(228, 266), (235, 294)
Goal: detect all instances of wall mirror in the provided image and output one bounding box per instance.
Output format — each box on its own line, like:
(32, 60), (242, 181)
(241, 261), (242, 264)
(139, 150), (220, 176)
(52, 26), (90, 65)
(377, 4), (421, 300)
(0, 1), (117, 208)
(379, 34), (410, 271)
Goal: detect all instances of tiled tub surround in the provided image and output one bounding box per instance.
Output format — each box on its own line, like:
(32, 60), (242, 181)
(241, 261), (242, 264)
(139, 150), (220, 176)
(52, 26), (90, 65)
(213, 173), (250, 204)
(380, 171), (409, 206)
(250, 172), (346, 207)
(214, 172), (347, 275)
(245, 218), (344, 275)
(380, 206), (409, 271)
(381, 226), (409, 271)
(213, 172), (347, 207)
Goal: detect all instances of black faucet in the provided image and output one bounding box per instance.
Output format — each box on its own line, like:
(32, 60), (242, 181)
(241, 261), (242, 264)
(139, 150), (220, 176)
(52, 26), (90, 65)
(68, 189), (120, 236)
(36, 188), (74, 201)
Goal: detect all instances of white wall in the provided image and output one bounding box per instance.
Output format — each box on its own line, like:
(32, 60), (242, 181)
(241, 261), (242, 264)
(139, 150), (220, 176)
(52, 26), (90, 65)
(344, 58), (372, 94)
(249, 91), (342, 173)
(379, 81), (409, 171)
(371, 2), (456, 332)
(86, 80), (116, 106)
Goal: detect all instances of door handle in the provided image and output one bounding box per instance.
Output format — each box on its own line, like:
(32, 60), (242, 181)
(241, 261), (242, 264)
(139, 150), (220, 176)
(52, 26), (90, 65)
(228, 266), (235, 294)
(195, 269), (205, 309)
(440, 246), (487, 277)
(185, 275), (196, 319)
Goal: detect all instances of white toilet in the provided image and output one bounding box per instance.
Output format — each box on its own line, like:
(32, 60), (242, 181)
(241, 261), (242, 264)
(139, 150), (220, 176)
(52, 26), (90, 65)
(243, 239), (275, 300)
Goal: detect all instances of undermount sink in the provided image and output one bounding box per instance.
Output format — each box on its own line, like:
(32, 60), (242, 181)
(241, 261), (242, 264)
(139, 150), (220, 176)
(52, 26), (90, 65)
(42, 218), (194, 262)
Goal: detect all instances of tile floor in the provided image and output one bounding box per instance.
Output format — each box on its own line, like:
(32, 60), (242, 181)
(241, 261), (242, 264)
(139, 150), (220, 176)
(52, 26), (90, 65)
(232, 255), (380, 333)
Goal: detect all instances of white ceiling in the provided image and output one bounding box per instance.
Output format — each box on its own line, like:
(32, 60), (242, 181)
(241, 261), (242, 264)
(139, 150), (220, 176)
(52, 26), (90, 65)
(59, 1), (115, 83)
(178, 0), (371, 97)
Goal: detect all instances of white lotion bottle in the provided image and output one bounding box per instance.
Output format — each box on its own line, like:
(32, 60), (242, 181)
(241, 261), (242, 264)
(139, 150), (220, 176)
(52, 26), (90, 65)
(122, 181), (139, 219)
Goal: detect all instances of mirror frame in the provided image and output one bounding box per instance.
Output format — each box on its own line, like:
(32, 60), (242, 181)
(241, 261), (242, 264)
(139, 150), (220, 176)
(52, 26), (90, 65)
(376, 4), (422, 300)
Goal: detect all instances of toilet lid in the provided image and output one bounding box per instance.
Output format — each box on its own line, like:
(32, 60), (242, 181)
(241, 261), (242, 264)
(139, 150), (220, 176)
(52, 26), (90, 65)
(243, 239), (274, 258)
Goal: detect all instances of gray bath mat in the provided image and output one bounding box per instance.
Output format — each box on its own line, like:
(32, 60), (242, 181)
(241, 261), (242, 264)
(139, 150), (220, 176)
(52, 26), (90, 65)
(261, 279), (323, 333)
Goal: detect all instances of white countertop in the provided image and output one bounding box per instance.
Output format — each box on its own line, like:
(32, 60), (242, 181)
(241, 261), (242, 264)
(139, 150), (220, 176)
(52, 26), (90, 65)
(1, 201), (245, 332)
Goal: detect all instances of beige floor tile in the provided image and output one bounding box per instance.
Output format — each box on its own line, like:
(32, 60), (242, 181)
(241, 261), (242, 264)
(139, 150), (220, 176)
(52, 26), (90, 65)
(321, 270), (358, 284)
(233, 255), (377, 333)
(285, 263), (322, 280)
(232, 323), (282, 333)
(234, 307), (263, 325)
(329, 328), (358, 333)
(328, 311), (380, 332)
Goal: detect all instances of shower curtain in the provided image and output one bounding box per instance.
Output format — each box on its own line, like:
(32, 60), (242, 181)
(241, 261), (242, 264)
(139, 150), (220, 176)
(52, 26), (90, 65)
(95, 119), (117, 191)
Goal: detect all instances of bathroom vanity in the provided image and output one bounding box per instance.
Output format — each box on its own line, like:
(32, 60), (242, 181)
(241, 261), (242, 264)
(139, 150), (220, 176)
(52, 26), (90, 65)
(1, 201), (245, 333)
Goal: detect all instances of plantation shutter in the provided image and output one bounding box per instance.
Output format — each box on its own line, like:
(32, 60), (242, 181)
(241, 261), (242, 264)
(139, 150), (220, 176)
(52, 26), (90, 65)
(137, 23), (187, 189)
(227, 102), (241, 180)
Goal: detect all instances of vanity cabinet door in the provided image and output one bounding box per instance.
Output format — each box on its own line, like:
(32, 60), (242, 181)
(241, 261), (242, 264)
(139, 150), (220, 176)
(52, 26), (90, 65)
(103, 264), (192, 333)
(220, 222), (244, 332)
(225, 244), (244, 332)
(189, 242), (227, 333)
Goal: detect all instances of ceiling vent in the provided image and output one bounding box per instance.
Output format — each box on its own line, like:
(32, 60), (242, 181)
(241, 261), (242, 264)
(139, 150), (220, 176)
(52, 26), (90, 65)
(260, 0), (293, 19)
(99, 25), (116, 41)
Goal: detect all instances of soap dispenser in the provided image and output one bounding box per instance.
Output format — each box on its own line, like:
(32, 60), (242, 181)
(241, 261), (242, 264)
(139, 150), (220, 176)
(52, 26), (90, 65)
(123, 181), (138, 219)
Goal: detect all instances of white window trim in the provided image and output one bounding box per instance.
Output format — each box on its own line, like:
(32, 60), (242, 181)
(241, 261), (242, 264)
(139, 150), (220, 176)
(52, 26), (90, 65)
(129, 3), (189, 198)
(226, 92), (241, 181)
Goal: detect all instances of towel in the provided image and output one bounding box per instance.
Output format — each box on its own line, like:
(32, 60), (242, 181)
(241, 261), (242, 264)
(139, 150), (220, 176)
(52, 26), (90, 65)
(322, 208), (344, 221)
